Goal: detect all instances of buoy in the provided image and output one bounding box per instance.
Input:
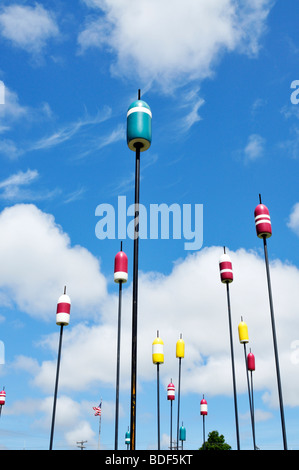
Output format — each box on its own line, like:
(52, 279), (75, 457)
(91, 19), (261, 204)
(219, 252), (233, 283)
(167, 382), (175, 401)
(200, 397), (208, 416)
(238, 318), (249, 344)
(56, 289), (71, 326)
(254, 203), (272, 239)
(0, 389), (6, 406)
(114, 249), (128, 283)
(176, 335), (185, 359)
(247, 352), (255, 371)
(152, 333), (164, 364)
(179, 423), (186, 442)
(127, 99), (152, 152)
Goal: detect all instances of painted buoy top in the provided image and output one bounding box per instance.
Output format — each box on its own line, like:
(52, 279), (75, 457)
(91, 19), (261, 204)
(254, 203), (272, 239)
(219, 253), (233, 283)
(127, 99), (152, 152)
(247, 352), (255, 371)
(114, 250), (128, 283)
(56, 292), (71, 326)
(238, 320), (249, 344)
(152, 335), (164, 364)
(167, 382), (175, 400)
(200, 397), (208, 415)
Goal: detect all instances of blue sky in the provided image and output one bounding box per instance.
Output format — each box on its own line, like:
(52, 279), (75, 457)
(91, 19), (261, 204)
(1, 0), (299, 450)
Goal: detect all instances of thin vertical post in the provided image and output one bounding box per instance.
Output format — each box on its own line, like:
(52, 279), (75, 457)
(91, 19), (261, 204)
(262, 234), (287, 450)
(130, 140), (141, 451)
(49, 324), (64, 450)
(226, 282), (240, 450)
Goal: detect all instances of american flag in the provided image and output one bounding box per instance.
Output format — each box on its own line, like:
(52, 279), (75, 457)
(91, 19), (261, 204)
(93, 402), (102, 416)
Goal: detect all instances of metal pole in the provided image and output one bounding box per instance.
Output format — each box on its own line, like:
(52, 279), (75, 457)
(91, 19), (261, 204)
(250, 369), (256, 447)
(115, 249), (123, 451)
(176, 357), (182, 450)
(130, 88), (142, 449)
(49, 324), (64, 450)
(157, 363), (160, 450)
(225, 282), (240, 450)
(203, 415), (206, 450)
(262, 233), (288, 450)
(243, 343), (256, 449)
(170, 398), (173, 450)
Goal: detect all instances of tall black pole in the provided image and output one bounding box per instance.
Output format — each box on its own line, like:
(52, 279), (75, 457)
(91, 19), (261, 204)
(170, 398), (173, 450)
(130, 91), (142, 449)
(157, 362), (160, 450)
(203, 415), (206, 450)
(262, 233), (288, 450)
(49, 323), (64, 450)
(225, 281), (240, 450)
(176, 357), (182, 450)
(115, 243), (123, 450)
(243, 343), (256, 449)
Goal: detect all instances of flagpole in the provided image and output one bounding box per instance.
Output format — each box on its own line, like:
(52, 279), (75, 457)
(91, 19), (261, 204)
(98, 398), (102, 450)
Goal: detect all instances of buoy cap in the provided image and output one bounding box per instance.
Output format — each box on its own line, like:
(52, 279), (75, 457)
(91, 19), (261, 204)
(219, 253), (233, 283)
(254, 203), (272, 238)
(176, 337), (185, 358)
(127, 99), (152, 152)
(114, 250), (128, 283)
(238, 320), (249, 344)
(56, 293), (71, 326)
(152, 336), (164, 364)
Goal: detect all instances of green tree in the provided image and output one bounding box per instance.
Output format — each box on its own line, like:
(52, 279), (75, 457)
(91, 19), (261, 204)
(199, 430), (231, 450)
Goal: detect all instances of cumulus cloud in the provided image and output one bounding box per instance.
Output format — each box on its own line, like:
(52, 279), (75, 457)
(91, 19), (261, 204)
(0, 204), (107, 320)
(78, 0), (274, 90)
(15, 245), (299, 413)
(0, 4), (59, 55)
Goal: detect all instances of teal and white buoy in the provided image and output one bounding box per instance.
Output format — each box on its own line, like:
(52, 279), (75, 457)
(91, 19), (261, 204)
(127, 94), (152, 152)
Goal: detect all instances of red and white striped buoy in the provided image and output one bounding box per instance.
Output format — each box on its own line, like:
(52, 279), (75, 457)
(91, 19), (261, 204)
(200, 397), (208, 416)
(114, 250), (128, 283)
(0, 389), (6, 406)
(0, 388), (6, 406)
(167, 382), (175, 401)
(219, 252), (233, 283)
(254, 203), (272, 239)
(247, 352), (255, 371)
(56, 288), (71, 326)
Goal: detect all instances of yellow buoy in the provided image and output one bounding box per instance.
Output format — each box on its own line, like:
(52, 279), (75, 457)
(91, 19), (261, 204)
(176, 334), (185, 358)
(238, 319), (249, 344)
(152, 332), (164, 364)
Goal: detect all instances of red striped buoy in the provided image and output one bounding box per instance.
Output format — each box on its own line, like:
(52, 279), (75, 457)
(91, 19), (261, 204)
(0, 389), (6, 406)
(167, 382), (175, 401)
(114, 249), (128, 283)
(200, 397), (208, 416)
(219, 251), (233, 283)
(254, 203), (272, 239)
(56, 288), (71, 326)
(247, 352), (255, 371)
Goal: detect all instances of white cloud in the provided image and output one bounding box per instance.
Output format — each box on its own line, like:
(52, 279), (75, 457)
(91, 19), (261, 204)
(79, 0), (273, 90)
(287, 203), (299, 236)
(244, 134), (266, 161)
(15, 245), (299, 412)
(0, 4), (59, 55)
(0, 204), (107, 320)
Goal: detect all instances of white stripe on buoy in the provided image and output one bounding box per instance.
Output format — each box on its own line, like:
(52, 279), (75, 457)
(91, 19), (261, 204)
(127, 106), (152, 118)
